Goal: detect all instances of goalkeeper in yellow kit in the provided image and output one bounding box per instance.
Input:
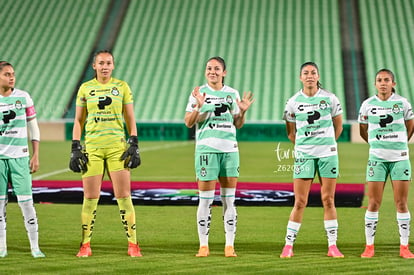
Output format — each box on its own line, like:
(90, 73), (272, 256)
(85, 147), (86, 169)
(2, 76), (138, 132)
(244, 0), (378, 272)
(69, 50), (142, 257)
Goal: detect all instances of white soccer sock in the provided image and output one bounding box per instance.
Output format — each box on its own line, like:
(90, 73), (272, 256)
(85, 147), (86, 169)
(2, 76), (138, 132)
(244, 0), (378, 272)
(220, 188), (237, 247)
(397, 212), (411, 246)
(197, 190), (215, 247)
(324, 219), (339, 246)
(285, 221), (301, 246)
(0, 196), (7, 251)
(364, 211), (379, 245)
(17, 195), (40, 251)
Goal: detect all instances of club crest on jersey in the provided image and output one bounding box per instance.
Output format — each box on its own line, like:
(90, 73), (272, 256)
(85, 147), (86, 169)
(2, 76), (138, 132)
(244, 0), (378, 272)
(226, 95), (233, 105)
(15, 100), (22, 110)
(392, 104), (400, 114)
(111, 87), (120, 96)
(319, 100), (327, 110)
(200, 167), (207, 177)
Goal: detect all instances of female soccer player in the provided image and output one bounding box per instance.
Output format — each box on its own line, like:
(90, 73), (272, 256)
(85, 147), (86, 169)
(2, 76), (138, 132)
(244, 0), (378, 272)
(0, 61), (45, 258)
(358, 69), (414, 258)
(184, 56), (254, 257)
(70, 50), (142, 257)
(280, 62), (344, 258)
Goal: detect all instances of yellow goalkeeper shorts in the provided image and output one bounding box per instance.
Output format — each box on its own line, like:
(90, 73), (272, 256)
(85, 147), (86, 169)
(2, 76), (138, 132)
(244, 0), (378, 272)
(82, 146), (127, 178)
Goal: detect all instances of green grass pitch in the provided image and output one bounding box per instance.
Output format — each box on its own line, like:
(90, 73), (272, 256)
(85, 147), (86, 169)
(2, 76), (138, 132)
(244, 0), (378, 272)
(2, 141), (414, 274)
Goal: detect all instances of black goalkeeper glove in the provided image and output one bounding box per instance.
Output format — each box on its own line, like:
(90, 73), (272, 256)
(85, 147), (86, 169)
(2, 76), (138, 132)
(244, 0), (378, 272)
(69, 140), (89, 173)
(121, 136), (141, 168)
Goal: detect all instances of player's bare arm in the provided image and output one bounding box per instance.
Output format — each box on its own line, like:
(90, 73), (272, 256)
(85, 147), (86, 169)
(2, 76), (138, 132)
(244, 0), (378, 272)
(405, 119), (414, 141)
(285, 121), (296, 144)
(359, 123), (369, 143)
(332, 114), (343, 140)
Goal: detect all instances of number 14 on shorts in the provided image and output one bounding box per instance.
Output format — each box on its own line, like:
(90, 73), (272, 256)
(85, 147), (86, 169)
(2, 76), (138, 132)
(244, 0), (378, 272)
(200, 155), (209, 166)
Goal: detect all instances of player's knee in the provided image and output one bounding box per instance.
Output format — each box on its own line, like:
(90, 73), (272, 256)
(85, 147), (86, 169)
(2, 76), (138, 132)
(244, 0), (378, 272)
(294, 198), (308, 210)
(368, 199), (382, 211)
(395, 200), (408, 213)
(321, 196), (335, 209)
(322, 201), (335, 210)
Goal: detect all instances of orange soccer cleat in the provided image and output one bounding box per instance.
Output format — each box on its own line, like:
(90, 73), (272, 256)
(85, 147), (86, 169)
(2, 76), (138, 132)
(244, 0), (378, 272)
(225, 246), (237, 257)
(195, 246), (210, 257)
(400, 245), (414, 259)
(76, 242), (92, 258)
(280, 245), (294, 258)
(361, 244), (375, 258)
(128, 242), (143, 257)
(327, 245), (344, 258)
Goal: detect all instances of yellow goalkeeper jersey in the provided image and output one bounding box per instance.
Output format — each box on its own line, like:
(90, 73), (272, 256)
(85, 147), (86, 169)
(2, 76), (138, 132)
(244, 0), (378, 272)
(76, 77), (133, 149)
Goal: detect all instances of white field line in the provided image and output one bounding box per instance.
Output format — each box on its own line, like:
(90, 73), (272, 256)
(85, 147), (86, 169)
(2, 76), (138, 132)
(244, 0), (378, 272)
(32, 141), (193, 180)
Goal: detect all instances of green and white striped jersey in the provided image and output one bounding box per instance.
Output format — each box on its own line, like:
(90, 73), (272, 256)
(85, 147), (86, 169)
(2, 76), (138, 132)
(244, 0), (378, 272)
(283, 89), (343, 158)
(185, 84), (241, 153)
(358, 93), (414, 161)
(0, 88), (36, 159)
